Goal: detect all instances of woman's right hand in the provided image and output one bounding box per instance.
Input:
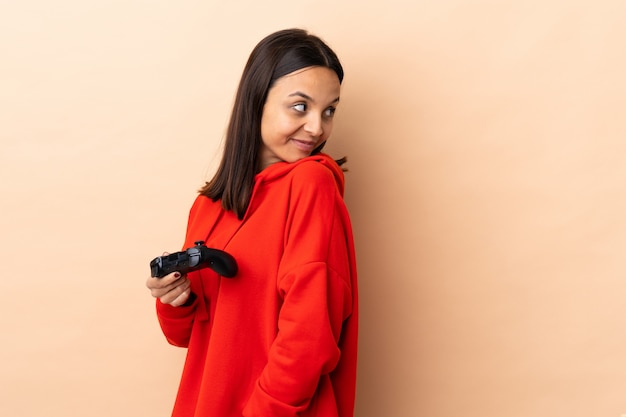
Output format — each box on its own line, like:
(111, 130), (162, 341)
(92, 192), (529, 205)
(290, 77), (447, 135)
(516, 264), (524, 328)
(146, 272), (192, 307)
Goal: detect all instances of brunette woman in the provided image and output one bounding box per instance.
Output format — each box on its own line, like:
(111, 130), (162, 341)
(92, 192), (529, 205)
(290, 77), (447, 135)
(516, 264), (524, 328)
(146, 28), (358, 417)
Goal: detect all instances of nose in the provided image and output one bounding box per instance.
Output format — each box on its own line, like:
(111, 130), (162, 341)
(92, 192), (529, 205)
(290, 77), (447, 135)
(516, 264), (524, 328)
(304, 114), (324, 138)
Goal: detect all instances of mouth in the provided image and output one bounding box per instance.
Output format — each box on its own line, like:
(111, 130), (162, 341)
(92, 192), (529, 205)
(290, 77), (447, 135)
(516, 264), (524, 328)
(290, 138), (317, 153)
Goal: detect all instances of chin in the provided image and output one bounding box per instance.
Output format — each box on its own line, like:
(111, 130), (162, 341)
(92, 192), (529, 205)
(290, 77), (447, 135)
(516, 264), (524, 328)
(285, 152), (313, 163)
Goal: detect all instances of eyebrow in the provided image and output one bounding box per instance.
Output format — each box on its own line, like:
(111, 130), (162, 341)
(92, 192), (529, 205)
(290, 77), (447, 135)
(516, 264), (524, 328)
(288, 91), (340, 104)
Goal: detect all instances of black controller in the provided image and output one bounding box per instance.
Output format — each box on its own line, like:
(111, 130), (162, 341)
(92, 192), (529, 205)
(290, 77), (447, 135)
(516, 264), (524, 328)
(150, 241), (238, 278)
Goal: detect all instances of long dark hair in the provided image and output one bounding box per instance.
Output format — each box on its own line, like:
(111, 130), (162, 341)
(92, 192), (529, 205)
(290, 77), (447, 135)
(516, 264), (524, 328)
(199, 28), (344, 219)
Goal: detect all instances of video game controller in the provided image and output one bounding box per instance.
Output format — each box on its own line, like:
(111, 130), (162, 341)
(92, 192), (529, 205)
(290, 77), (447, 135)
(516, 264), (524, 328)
(150, 241), (238, 278)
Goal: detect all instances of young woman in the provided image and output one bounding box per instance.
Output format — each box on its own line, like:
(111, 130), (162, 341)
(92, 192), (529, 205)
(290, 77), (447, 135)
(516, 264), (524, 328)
(146, 28), (358, 417)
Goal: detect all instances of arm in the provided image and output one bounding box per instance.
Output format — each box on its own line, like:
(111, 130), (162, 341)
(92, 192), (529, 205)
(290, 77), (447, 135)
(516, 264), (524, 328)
(155, 288), (197, 347)
(146, 267), (196, 347)
(244, 163), (355, 417)
(151, 196), (209, 347)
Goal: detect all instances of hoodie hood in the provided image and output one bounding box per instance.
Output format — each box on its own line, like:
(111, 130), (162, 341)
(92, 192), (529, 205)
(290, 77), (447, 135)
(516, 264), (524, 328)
(254, 152), (346, 197)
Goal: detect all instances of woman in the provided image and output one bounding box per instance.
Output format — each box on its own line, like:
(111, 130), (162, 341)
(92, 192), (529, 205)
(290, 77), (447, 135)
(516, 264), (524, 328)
(146, 28), (358, 417)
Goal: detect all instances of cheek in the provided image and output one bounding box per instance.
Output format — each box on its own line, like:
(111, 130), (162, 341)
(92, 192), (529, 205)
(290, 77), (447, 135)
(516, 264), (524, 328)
(260, 110), (282, 142)
(270, 115), (302, 139)
(260, 120), (271, 144)
(322, 120), (334, 139)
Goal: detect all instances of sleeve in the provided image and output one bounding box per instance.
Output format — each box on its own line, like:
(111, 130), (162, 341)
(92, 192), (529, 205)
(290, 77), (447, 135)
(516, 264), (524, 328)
(154, 196), (208, 348)
(156, 298), (197, 347)
(243, 163), (355, 417)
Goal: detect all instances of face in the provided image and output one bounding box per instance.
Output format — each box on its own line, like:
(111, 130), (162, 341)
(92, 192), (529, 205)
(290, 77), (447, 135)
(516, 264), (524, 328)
(259, 66), (341, 170)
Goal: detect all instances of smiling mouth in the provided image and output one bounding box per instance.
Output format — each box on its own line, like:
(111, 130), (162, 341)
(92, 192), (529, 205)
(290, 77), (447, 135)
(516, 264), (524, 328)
(291, 138), (316, 152)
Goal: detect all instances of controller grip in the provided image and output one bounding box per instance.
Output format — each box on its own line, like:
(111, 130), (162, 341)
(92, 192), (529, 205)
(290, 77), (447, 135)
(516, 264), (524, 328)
(150, 241), (238, 278)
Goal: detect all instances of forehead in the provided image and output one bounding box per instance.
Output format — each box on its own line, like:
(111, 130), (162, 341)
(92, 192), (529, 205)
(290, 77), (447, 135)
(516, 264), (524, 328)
(270, 66), (341, 98)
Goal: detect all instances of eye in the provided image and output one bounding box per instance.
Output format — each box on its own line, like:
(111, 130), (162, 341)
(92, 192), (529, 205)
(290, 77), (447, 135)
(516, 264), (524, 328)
(292, 103), (307, 112)
(324, 107), (336, 117)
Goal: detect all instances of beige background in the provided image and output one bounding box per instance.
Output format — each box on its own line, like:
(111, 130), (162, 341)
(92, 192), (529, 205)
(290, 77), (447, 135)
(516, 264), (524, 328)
(1, 1), (625, 416)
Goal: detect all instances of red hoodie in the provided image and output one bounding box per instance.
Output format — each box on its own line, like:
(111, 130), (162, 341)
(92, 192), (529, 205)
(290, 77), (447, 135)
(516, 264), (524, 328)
(155, 153), (358, 417)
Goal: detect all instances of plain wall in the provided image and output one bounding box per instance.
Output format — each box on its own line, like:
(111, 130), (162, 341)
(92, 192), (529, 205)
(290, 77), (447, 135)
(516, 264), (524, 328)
(1, 1), (625, 416)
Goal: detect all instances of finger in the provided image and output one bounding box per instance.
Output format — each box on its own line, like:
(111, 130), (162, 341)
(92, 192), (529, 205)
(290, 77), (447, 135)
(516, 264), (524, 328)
(147, 271), (184, 289)
(150, 282), (186, 299)
(147, 273), (189, 298)
(160, 283), (191, 305)
(170, 288), (191, 307)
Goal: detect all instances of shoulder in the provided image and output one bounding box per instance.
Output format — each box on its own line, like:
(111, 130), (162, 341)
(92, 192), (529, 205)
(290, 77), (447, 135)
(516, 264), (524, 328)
(184, 195), (226, 248)
(189, 194), (218, 215)
(281, 160), (343, 216)
(285, 161), (338, 204)
(186, 195), (221, 232)
(290, 159), (335, 181)
(288, 157), (343, 194)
